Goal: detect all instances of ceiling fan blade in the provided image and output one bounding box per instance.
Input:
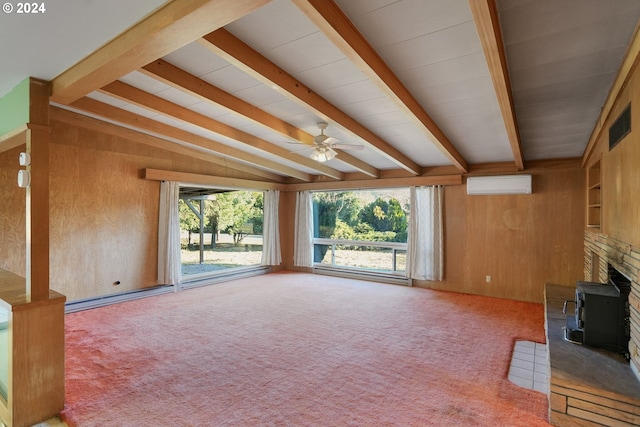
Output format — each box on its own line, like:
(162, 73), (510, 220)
(314, 134), (337, 145)
(332, 143), (364, 151)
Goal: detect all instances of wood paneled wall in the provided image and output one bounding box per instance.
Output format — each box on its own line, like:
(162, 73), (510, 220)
(386, 168), (584, 302)
(420, 168), (585, 302)
(48, 120), (267, 301)
(279, 167), (585, 303)
(598, 63), (640, 247)
(2, 116), (587, 304)
(49, 130), (161, 301)
(0, 145), (26, 276)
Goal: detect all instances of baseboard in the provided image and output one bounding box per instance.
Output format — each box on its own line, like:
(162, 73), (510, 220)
(65, 267), (272, 313)
(313, 266), (411, 286)
(179, 266), (270, 290)
(65, 284), (176, 313)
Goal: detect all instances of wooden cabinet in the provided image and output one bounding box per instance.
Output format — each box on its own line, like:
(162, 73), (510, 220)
(0, 270), (65, 427)
(587, 159), (601, 229)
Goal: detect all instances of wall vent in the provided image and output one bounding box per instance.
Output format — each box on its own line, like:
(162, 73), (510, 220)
(609, 104), (631, 151)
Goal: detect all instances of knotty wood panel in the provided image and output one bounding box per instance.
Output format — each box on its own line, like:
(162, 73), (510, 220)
(0, 145), (26, 277)
(419, 168), (585, 303)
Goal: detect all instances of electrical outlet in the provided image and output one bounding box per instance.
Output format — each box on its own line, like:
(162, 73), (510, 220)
(485, 275), (491, 283)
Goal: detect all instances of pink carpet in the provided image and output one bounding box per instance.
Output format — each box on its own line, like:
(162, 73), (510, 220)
(61, 272), (550, 426)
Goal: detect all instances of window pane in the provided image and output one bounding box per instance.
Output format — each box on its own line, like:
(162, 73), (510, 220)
(180, 190), (263, 276)
(313, 189), (409, 243)
(312, 189), (409, 275)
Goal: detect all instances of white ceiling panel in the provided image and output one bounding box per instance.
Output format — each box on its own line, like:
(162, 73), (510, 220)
(119, 71), (171, 95)
(163, 42), (229, 77)
(340, 0), (472, 48)
(200, 65), (263, 95)
(376, 21), (482, 71)
(225, 0), (316, 52)
(498, 0), (640, 162)
(295, 59), (368, 92)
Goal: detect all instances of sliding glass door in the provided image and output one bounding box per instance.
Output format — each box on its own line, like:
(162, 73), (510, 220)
(179, 189), (264, 278)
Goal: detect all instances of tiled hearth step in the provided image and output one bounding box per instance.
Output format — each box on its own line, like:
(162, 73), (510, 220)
(508, 340), (548, 394)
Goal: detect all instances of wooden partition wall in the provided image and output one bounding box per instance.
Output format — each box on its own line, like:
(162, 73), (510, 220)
(0, 78), (65, 427)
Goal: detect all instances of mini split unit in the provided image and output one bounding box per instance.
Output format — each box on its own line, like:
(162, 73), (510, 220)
(466, 175), (532, 195)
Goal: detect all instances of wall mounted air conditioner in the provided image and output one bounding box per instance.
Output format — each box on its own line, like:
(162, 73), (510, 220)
(467, 175), (532, 195)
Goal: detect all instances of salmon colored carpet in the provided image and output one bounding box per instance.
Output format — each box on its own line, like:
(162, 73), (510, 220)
(61, 272), (550, 426)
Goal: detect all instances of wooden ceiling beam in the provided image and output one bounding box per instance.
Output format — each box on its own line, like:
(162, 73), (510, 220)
(50, 0), (271, 104)
(201, 28), (421, 175)
(469, 0), (524, 171)
(51, 105), (286, 182)
(292, 0), (469, 173)
(140, 59), (379, 178)
(99, 81), (344, 180)
(66, 98), (304, 181)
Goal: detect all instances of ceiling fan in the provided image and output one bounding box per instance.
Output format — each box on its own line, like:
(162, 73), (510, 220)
(304, 122), (363, 163)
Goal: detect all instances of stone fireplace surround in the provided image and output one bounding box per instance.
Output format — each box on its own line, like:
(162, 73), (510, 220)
(543, 232), (640, 426)
(585, 231), (640, 377)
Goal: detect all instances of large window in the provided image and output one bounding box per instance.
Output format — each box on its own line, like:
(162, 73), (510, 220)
(179, 189), (263, 277)
(312, 189), (409, 275)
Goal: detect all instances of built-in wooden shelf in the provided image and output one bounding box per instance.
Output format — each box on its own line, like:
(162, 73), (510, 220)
(586, 159), (602, 230)
(544, 284), (640, 426)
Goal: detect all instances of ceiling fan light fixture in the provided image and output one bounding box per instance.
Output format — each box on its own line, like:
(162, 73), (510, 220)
(310, 147), (336, 162)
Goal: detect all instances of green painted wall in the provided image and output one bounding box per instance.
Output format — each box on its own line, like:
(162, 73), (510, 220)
(0, 78), (30, 136)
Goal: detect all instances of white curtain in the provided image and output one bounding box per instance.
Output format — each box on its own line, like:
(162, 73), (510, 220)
(294, 191), (314, 268)
(261, 190), (282, 266)
(406, 185), (444, 281)
(158, 181), (181, 286)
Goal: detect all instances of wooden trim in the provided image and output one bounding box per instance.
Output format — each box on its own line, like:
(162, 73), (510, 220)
(51, 106), (286, 183)
(292, 0), (468, 173)
(27, 78), (50, 302)
(285, 174), (462, 192)
(469, 0), (524, 171)
(201, 29), (422, 175)
(582, 20), (640, 166)
(467, 158), (581, 175)
(50, 0), (271, 104)
(143, 168), (287, 191)
(140, 59), (379, 178)
(144, 168), (460, 192)
(99, 81), (343, 180)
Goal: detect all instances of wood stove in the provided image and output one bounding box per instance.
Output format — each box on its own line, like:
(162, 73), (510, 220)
(563, 271), (630, 357)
